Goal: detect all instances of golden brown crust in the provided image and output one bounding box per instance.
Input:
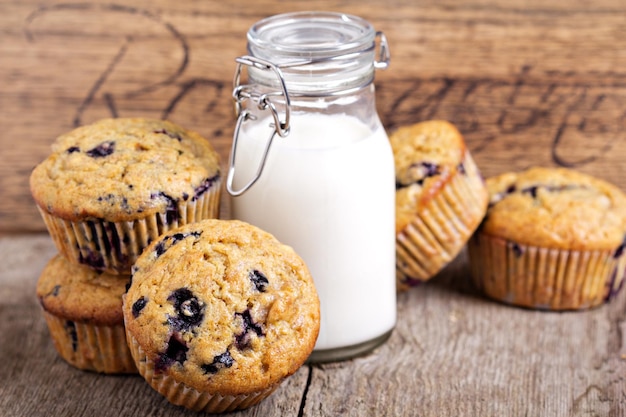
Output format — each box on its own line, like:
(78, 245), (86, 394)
(481, 167), (626, 250)
(391, 120), (469, 233)
(123, 219), (320, 396)
(391, 120), (488, 286)
(29, 118), (221, 222)
(36, 254), (129, 326)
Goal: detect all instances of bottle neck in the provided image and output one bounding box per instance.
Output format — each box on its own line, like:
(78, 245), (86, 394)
(245, 12), (381, 96)
(244, 83), (381, 129)
(246, 52), (376, 96)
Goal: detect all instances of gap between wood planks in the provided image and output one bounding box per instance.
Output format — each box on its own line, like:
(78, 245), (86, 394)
(297, 364), (314, 417)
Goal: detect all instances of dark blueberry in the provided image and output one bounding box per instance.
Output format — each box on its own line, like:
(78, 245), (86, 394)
(396, 162), (440, 190)
(613, 235), (626, 259)
(235, 309), (264, 350)
(66, 146), (80, 154)
(489, 183), (590, 209)
(132, 296), (148, 318)
(192, 174), (221, 201)
(96, 194), (121, 207)
(171, 233), (185, 241)
(510, 242), (524, 257)
(185, 230), (201, 239)
(80, 219), (127, 269)
(522, 186), (539, 198)
(457, 162), (466, 175)
(78, 250), (105, 270)
(421, 162), (439, 177)
(86, 141), (115, 158)
(249, 270), (269, 292)
(167, 288), (205, 331)
(155, 334), (188, 373)
(154, 240), (167, 258)
(153, 231), (202, 258)
(401, 275), (424, 288)
(65, 320), (78, 352)
(153, 128), (182, 141)
(182, 192), (189, 201)
(51, 285), (61, 296)
(201, 351), (234, 374)
(121, 197), (130, 212)
(150, 191), (179, 224)
(399, 179), (422, 189)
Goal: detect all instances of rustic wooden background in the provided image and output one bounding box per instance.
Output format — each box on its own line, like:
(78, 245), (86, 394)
(2, 0), (626, 416)
(4, 235), (626, 417)
(2, 0), (626, 232)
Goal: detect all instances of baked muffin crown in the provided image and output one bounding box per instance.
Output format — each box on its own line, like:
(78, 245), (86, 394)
(391, 120), (468, 233)
(30, 118), (221, 222)
(482, 167), (626, 251)
(36, 254), (129, 326)
(123, 219), (320, 395)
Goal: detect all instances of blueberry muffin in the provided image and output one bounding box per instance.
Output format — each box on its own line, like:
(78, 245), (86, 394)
(468, 167), (626, 310)
(123, 219), (320, 413)
(29, 118), (221, 274)
(36, 254), (136, 373)
(392, 120), (488, 290)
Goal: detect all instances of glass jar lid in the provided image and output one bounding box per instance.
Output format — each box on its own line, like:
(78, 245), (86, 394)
(245, 11), (388, 94)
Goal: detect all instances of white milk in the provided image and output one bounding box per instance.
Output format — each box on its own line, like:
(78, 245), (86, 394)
(231, 113), (396, 352)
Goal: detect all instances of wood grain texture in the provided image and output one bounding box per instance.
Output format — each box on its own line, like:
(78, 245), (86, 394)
(1, 235), (625, 416)
(2, 1), (626, 415)
(2, 0), (626, 231)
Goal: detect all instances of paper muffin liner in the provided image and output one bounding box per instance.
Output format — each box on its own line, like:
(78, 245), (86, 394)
(467, 233), (626, 310)
(42, 311), (136, 374)
(396, 152), (488, 290)
(38, 179), (221, 275)
(125, 332), (278, 413)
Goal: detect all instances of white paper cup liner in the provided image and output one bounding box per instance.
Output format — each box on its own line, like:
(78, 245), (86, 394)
(396, 152), (487, 289)
(43, 311), (136, 374)
(125, 332), (278, 413)
(38, 179), (221, 275)
(468, 233), (626, 310)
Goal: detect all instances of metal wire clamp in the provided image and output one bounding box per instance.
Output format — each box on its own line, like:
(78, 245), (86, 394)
(226, 32), (389, 196)
(226, 56), (291, 197)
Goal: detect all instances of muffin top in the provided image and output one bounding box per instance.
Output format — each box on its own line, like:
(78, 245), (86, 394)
(482, 167), (626, 251)
(391, 120), (473, 232)
(37, 254), (129, 326)
(123, 219), (320, 395)
(30, 118), (221, 222)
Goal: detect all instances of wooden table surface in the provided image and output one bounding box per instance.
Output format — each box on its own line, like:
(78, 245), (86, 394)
(2, 0), (626, 416)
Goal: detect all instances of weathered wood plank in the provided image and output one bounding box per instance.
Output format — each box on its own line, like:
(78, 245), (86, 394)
(1, 235), (625, 416)
(3, 1), (626, 415)
(2, 0), (626, 231)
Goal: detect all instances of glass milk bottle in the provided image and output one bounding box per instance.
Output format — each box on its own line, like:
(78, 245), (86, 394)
(227, 11), (396, 362)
